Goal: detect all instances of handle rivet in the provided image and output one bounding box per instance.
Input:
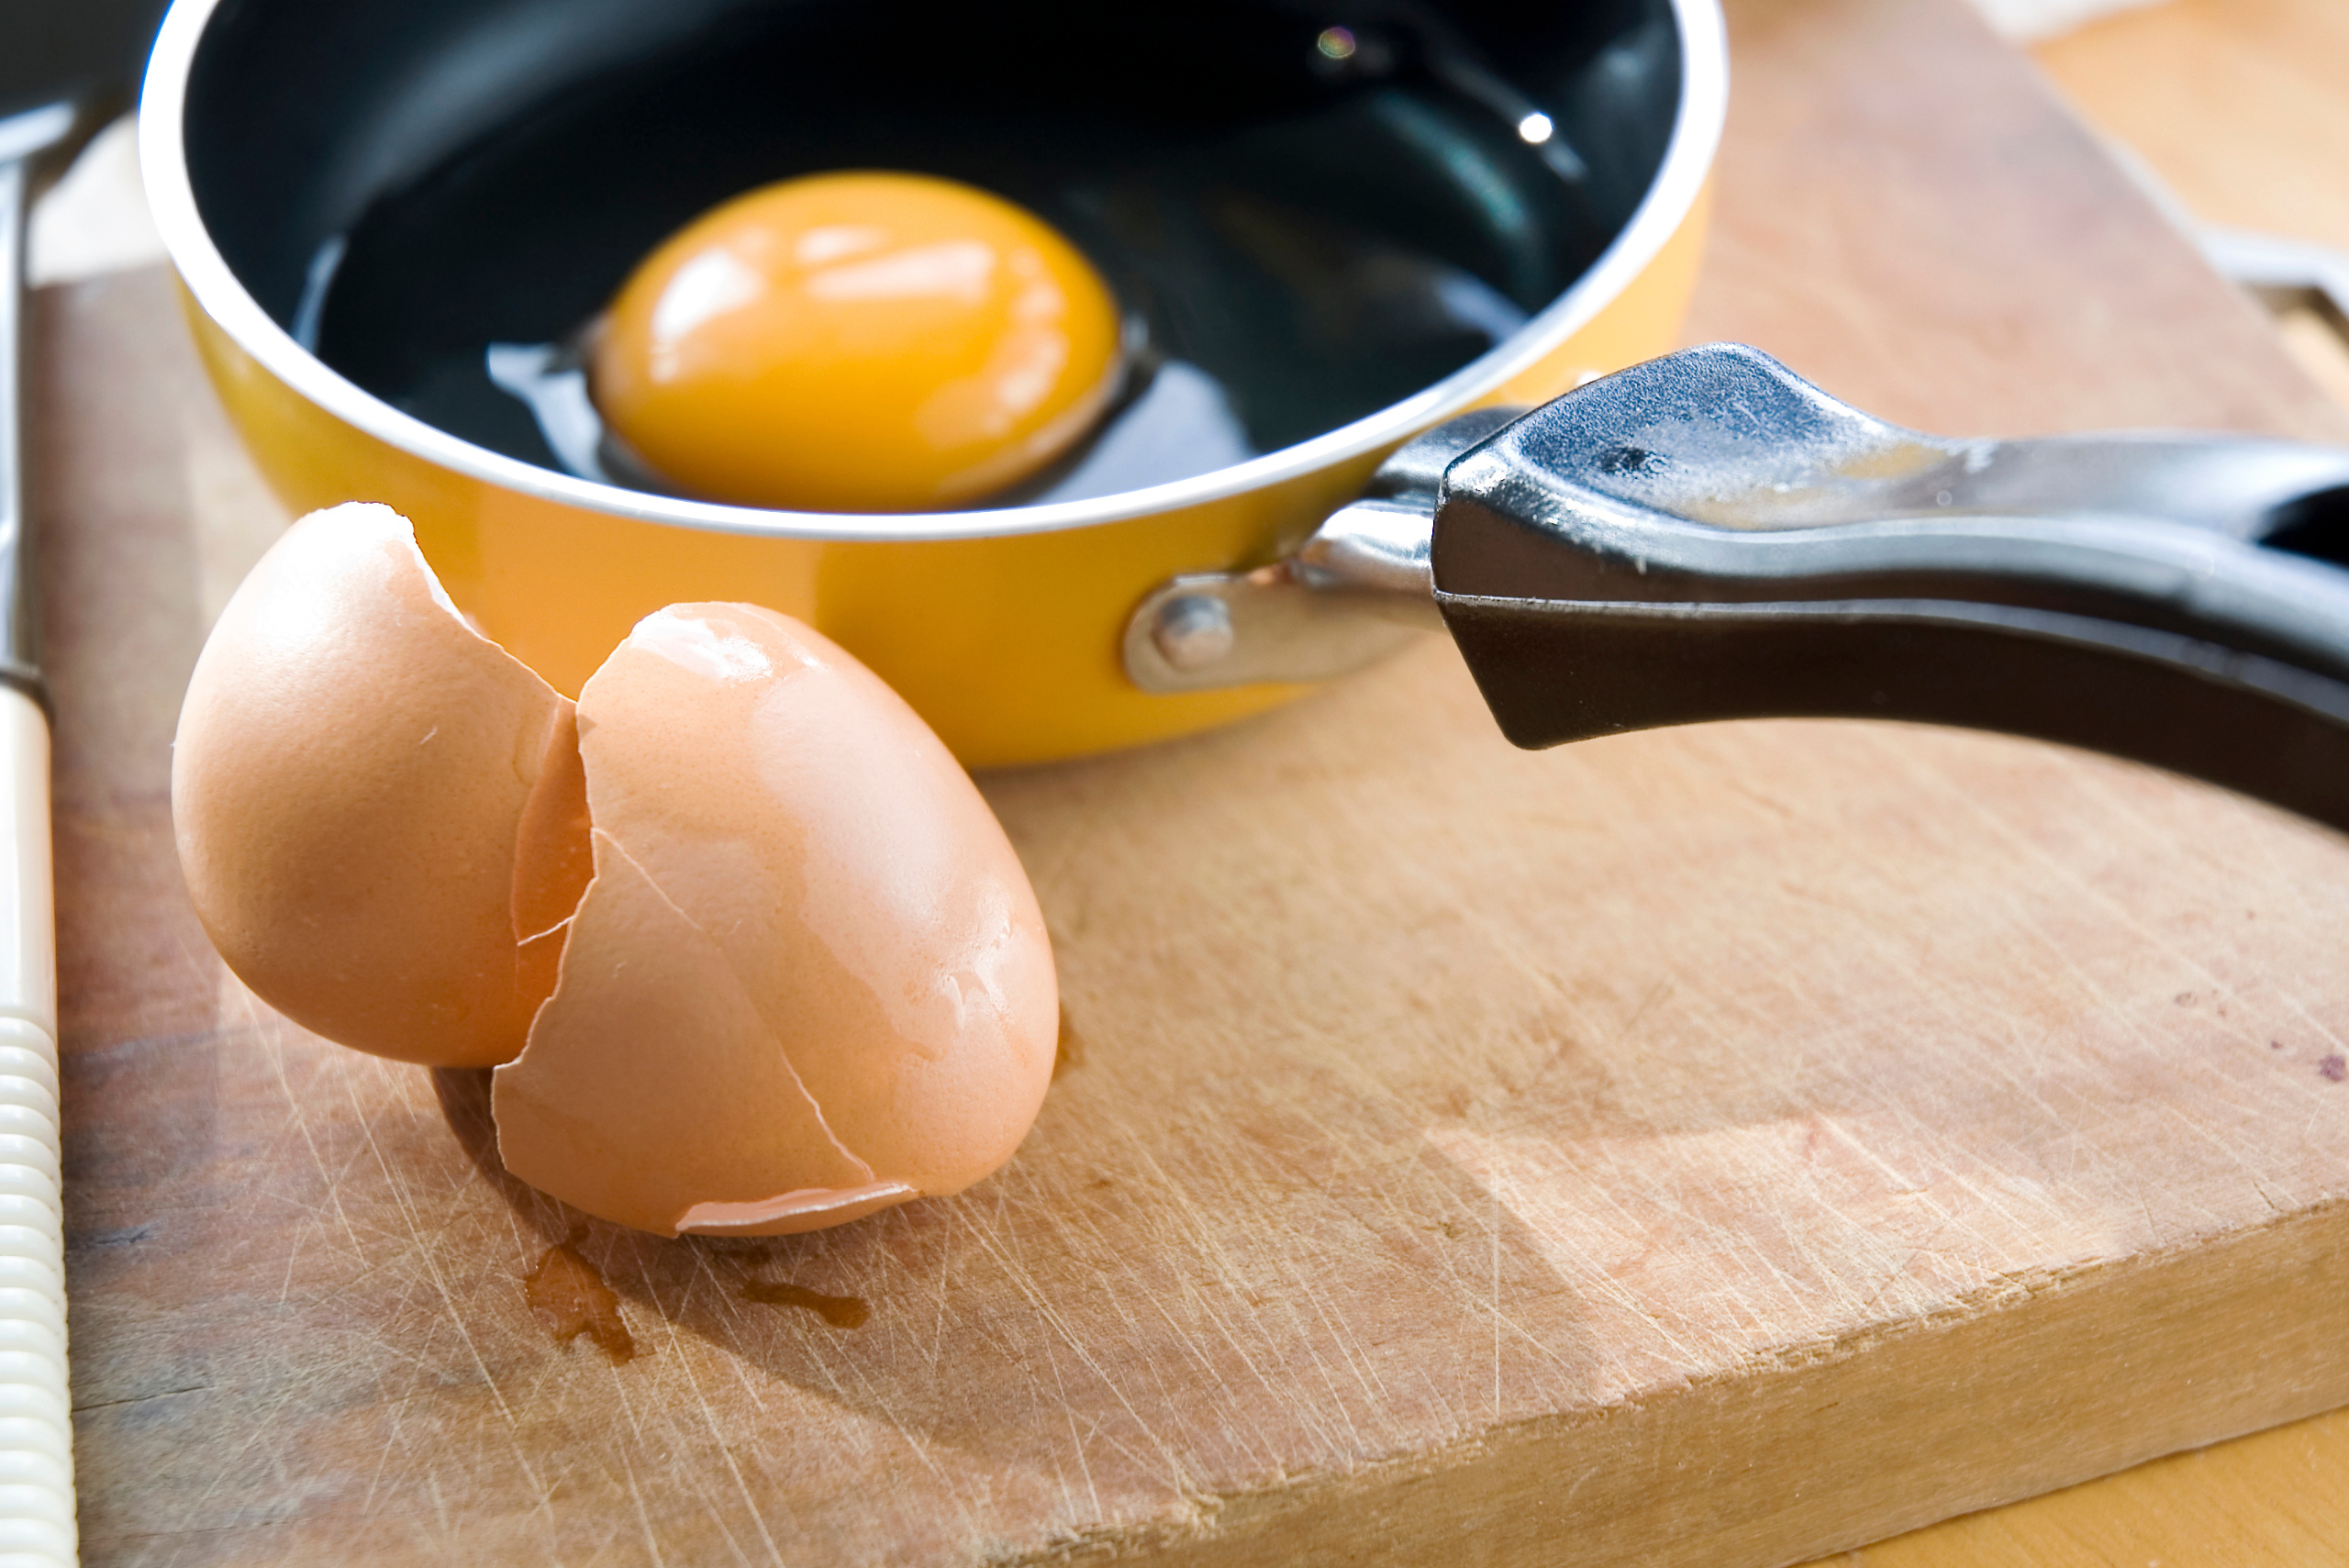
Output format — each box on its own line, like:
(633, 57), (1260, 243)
(1152, 595), (1236, 671)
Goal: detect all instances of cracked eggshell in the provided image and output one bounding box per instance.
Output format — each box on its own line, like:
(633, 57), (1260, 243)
(491, 605), (1058, 1237)
(172, 504), (594, 1067)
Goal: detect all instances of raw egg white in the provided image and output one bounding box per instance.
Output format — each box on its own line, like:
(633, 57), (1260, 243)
(172, 503), (592, 1068)
(590, 171), (1122, 512)
(173, 507), (1058, 1233)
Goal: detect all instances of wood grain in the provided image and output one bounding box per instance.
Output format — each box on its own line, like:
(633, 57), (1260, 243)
(39, 0), (2349, 1563)
(1836, 1401), (2349, 1566)
(2032, 0), (2349, 414)
(2033, 0), (2349, 259)
(1683, 0), (2347, 443)
(1814, 1), (2349, 1560)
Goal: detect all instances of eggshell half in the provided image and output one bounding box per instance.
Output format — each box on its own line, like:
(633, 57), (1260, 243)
(491, 605), (1057, 1236)
(172, 504), (594, 1067)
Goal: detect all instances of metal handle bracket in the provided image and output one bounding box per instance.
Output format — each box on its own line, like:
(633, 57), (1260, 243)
(1121, 408), (1516, 693)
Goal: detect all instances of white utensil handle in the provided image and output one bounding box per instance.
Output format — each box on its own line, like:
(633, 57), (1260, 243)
(0, 688), (68, 1568)
(0, 117), (74, 1568)
(0, 690), (52, 1043)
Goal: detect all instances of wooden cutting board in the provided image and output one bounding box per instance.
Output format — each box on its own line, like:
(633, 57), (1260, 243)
(40, 0), (2349, 1563)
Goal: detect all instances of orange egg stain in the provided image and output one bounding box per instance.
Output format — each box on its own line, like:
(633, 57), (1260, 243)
(525, 1230), (637, 1363)
(741, 1279), (871, 1329)
(592, 171), (1122, 513)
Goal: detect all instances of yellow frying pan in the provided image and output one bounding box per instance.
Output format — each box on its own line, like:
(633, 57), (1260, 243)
(140, 0), (1726, 768)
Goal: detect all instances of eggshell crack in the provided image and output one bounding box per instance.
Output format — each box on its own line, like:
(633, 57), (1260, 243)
(175, 506), (1057, 1235)
(491, 828), (913, 1235)
(172, 504), (594, 1067)
(490, 604), (1057, 1235)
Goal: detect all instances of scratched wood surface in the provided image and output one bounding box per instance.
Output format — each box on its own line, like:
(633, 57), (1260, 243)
(2033, 0), (2349, 414)
(39, 0), (2349, 1564)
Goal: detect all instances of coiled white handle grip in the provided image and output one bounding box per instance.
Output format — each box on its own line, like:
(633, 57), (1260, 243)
(2, 104), (76, 1568)
(0, 688), (69, 1568)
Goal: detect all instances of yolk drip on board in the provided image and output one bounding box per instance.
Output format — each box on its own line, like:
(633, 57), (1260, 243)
(591, 171), (1122, 512)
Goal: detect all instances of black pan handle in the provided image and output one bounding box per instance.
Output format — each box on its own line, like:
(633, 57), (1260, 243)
(1432, 344), (2349, 828)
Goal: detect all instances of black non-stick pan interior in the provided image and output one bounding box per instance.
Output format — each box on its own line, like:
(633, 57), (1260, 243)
(182, 0), (1682, 498)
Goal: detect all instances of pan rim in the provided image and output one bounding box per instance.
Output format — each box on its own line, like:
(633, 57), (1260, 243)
(139, 0), (1728, 545)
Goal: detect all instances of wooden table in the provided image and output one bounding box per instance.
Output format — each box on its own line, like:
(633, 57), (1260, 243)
(37, 0), (2349, 1563)
(2034, 0), (2349, 439)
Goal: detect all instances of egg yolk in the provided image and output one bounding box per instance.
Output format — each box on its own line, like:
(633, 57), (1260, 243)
(591, 171), (1122, 513)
